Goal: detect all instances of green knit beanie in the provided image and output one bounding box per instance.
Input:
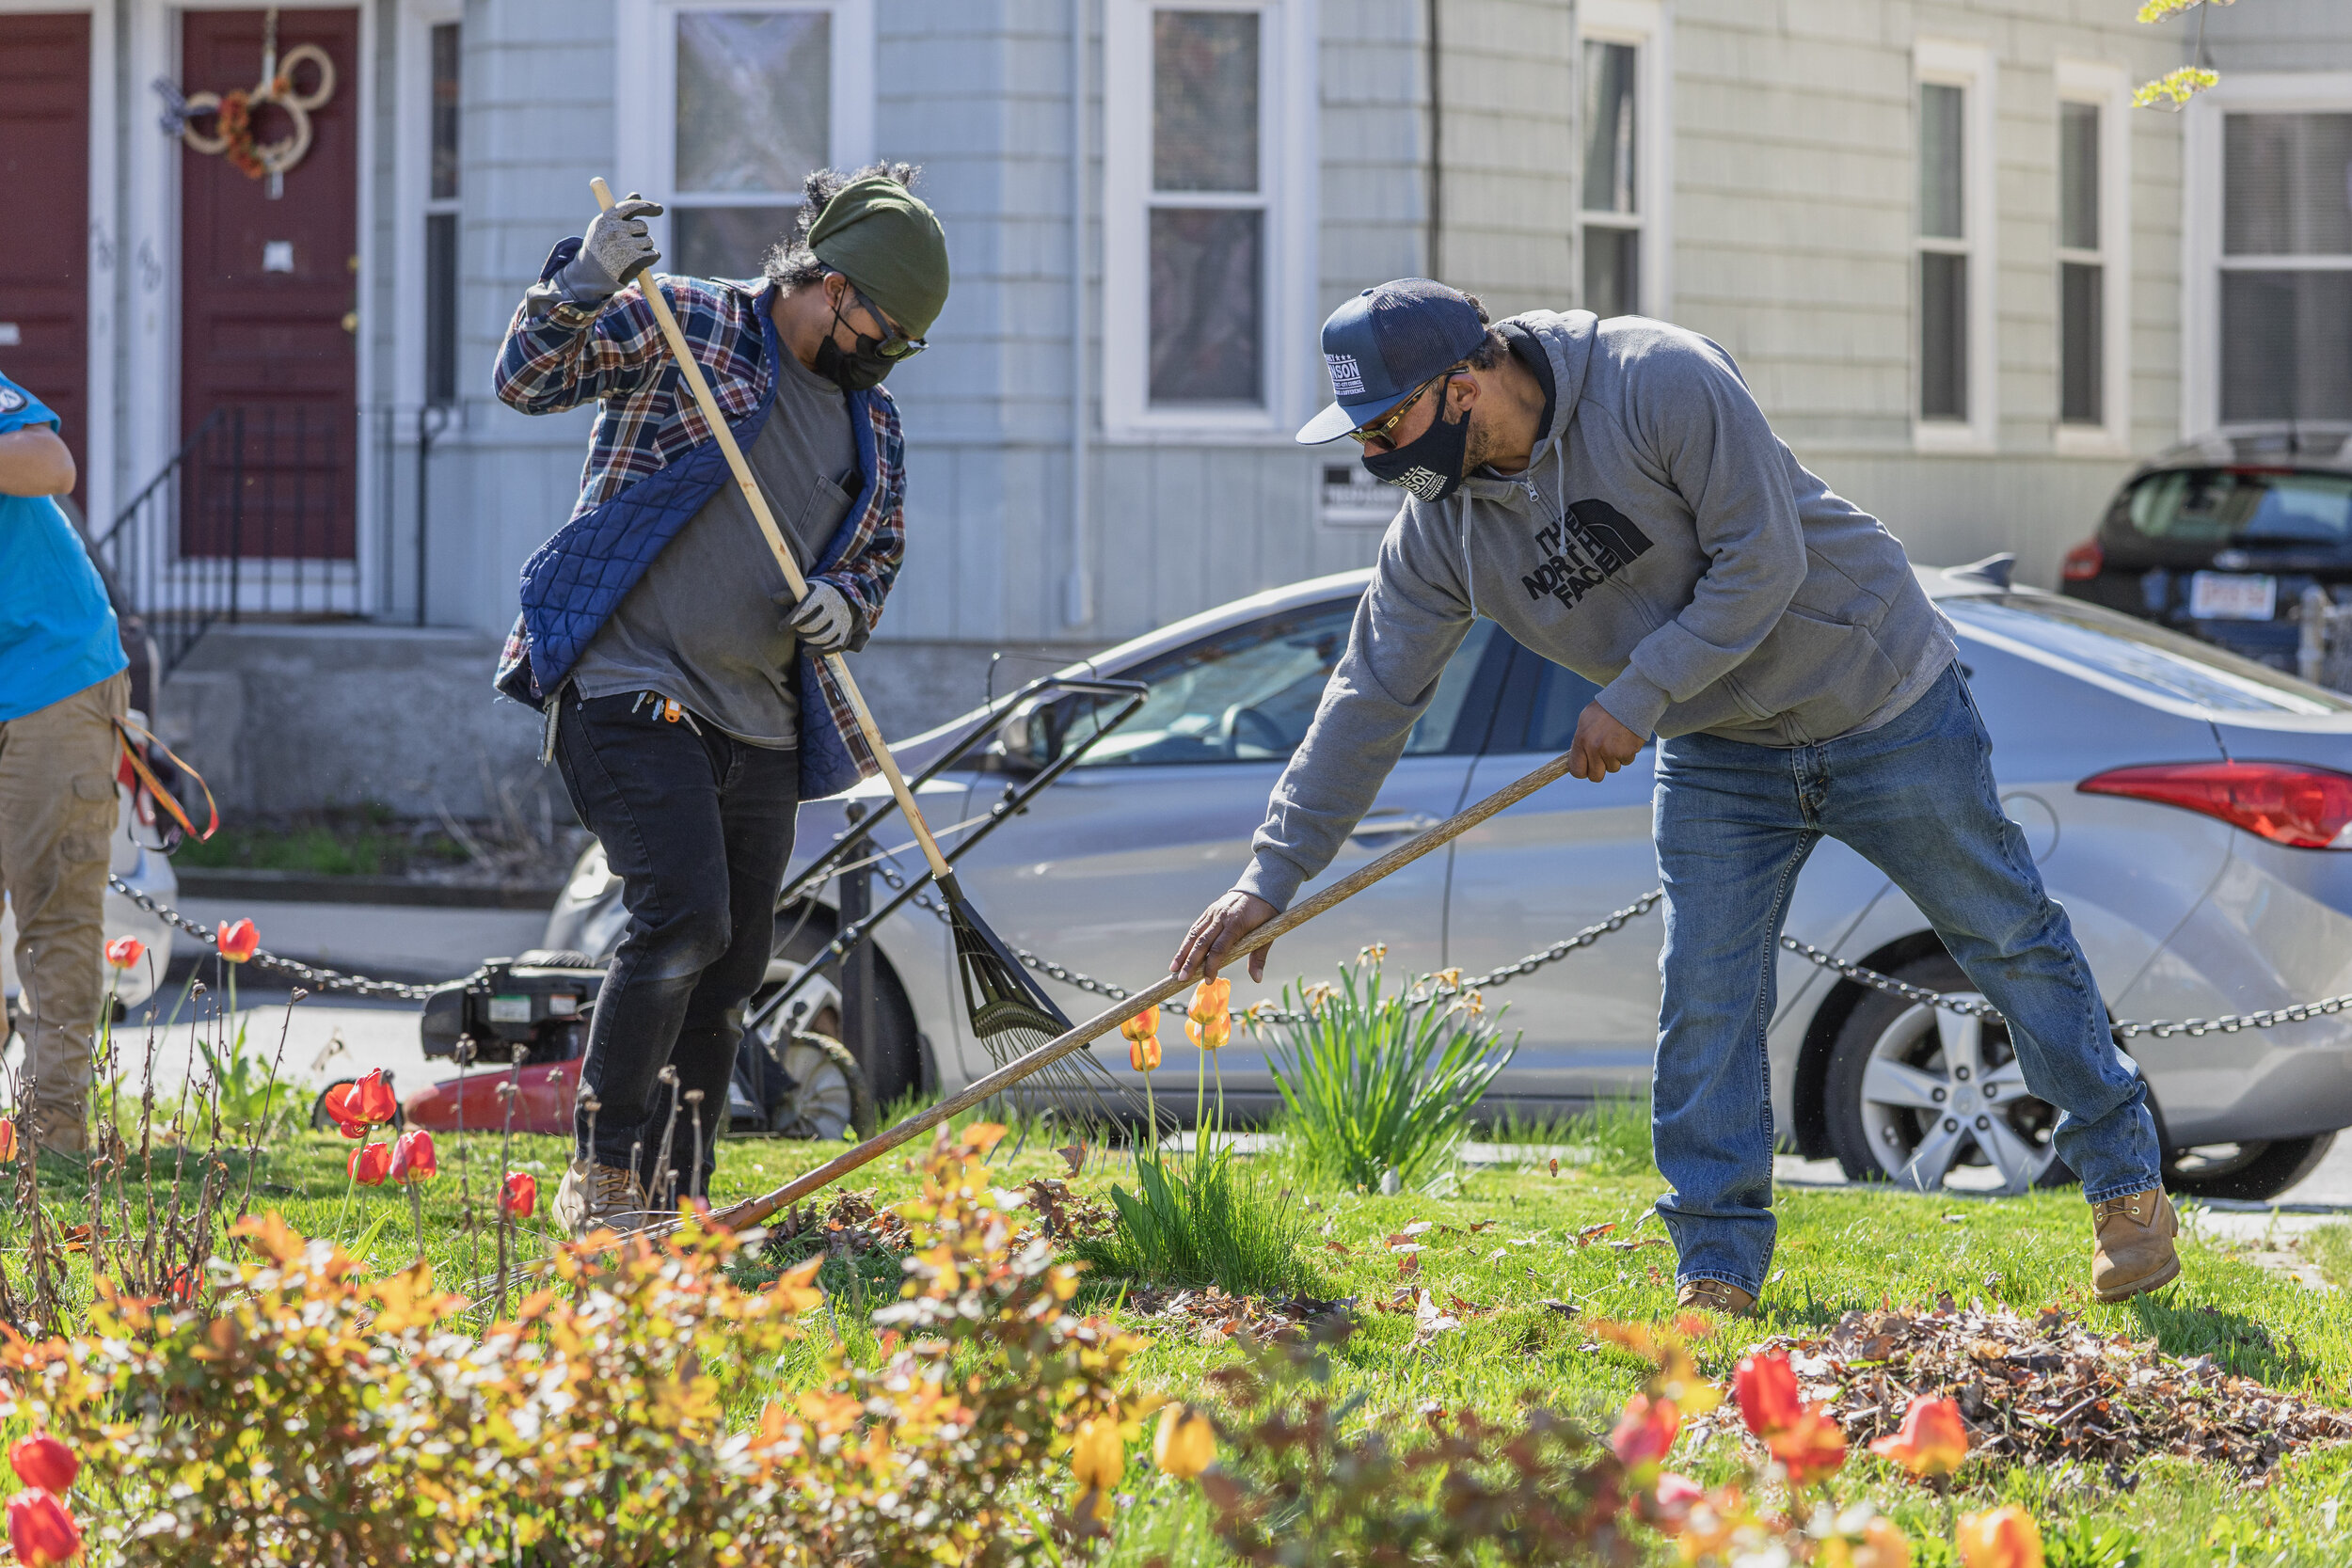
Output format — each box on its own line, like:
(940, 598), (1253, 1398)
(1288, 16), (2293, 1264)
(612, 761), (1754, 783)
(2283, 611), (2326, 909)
(808, 174), (951, 340)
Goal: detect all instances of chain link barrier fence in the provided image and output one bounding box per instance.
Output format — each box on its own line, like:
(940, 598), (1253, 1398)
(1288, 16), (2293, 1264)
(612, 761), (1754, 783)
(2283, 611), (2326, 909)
(114, 871), (2352, 1041)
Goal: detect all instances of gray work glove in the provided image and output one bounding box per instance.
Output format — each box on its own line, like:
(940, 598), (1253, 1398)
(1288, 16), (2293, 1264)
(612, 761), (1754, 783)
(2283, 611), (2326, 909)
(776, 581), (855, 654)
(556, 196), (663, 308)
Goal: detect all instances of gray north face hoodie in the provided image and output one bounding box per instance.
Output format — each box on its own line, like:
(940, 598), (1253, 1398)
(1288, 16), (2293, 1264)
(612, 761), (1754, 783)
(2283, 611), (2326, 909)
(1236, 309), (1957, 912)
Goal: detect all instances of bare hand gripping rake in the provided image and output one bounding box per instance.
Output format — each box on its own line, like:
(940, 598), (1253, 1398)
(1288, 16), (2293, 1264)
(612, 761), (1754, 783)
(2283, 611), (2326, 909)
(586, 179), (1124, 1132)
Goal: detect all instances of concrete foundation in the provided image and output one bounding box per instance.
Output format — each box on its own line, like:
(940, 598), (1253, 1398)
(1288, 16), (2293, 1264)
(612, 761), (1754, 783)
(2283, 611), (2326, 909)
(155, 625), (1108, 819)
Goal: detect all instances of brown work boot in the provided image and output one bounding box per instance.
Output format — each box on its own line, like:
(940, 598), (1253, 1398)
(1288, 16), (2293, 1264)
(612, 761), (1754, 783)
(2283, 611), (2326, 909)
(24, 1104), (88, 1160)
(2091, 1186), (2181, 1303)
(554, 1160), (647, 1241)
(1677, 1277), (1756, 1317)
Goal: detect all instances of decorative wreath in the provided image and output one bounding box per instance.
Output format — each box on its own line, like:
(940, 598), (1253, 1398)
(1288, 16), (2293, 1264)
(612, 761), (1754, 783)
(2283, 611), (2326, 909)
(181, 43), (335, 182)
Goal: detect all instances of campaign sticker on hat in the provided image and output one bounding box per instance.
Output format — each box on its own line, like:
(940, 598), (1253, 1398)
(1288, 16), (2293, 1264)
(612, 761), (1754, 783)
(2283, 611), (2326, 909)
(1325, 354), (1365, 399)
(0, 387), (24, 416)
(1296, 278), (1488, 445)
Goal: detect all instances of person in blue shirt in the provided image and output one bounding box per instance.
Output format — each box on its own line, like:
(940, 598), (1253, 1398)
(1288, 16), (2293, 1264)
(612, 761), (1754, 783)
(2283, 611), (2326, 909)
(0, 371), (126, 1156)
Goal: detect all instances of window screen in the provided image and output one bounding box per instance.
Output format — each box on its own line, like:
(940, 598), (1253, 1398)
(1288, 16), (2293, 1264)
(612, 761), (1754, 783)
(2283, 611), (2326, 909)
(671, 9), (830, 278)
(2220, 113), (2352, 421)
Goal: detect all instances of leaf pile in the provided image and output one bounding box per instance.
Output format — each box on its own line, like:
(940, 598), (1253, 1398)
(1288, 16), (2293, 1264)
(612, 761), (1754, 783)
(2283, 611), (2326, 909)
(1744, 1300), (2352, 1482)
(1122, 1283), (1354, 1346)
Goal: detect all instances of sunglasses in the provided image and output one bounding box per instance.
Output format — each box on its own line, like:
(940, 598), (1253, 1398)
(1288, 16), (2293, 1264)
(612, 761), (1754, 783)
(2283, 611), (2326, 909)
(1343, 372), (1456, 449)
(837, 277), (928, 360)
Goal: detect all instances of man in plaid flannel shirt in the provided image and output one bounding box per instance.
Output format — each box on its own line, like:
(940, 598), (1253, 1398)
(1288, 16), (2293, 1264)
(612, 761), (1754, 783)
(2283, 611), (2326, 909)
(492, 165), (949, 1237)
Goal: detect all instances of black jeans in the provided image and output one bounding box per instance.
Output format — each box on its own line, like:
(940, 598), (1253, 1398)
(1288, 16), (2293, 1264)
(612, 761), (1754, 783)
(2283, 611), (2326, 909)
(553, 689), (798, 1199)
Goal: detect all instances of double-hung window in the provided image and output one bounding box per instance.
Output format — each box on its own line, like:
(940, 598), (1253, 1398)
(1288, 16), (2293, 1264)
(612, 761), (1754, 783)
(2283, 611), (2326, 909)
(2218, 108), (2352, 422)
(1576, 0), (1668, 321)
(1104, 0), (1314, 436)
(2055, 63), (2130, 451)
(614, 1), (875, 282)
(1915, 43), (1995, 448)
(423, 20), (460, 407)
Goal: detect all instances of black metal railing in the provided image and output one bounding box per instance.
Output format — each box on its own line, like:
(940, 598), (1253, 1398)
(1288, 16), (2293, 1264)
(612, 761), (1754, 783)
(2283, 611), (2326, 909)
(92, 404), (362, 671)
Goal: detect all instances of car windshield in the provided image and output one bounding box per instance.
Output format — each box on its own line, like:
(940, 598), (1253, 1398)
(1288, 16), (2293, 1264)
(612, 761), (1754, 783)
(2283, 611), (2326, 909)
(2116, 467), (2352, 547)
(1941, 593), (2352, 715)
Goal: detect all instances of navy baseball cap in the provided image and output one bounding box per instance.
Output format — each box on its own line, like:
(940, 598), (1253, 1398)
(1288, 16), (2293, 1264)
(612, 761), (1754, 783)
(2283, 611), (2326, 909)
(1295, 277), (1489, 445)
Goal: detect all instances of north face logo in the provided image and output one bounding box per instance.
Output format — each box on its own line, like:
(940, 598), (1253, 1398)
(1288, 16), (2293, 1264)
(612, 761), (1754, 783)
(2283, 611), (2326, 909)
(1520, 499), (1654, 610)
(1326, 354), (1365, 397)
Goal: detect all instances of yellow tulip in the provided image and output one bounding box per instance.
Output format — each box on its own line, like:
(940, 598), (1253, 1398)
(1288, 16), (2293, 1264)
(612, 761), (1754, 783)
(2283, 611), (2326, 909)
(1154, 1403), (1216, 1480)
(1070, 1416), (1124, 1491)
(1186, 976), (1232, 1051)
(1957, 1506), (2042, 1568)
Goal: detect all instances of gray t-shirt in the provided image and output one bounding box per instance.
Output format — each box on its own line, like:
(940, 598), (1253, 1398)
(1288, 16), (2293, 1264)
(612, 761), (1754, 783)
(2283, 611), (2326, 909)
(571, 347), (859, 748)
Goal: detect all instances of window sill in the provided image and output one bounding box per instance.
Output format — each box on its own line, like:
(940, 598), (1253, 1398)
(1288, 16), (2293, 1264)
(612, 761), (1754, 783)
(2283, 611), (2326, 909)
(2053, 425), (2132, 458)
(1912, 421), (1997, 455)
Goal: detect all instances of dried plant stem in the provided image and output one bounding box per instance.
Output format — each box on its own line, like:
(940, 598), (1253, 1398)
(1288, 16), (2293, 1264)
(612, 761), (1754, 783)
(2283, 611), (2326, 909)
(650, 1068), (682, 1213)
(683, 1089), (706, 1204)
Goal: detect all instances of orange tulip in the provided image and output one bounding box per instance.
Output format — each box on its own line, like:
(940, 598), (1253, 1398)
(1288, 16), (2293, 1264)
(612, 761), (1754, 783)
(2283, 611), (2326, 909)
(215, 918), (259, 963)
(1069, 1415), (1123, 1491)
(1186, 976), (1232, 1051)
(349, 1142), (391, 1187)
(1609, 1391), (1679, 1468)
(1768, 1405), (1849, 1485)
(1121, 1007), (1163, 1071)
(8, 1434), (75, 1495)
(1957, 1506), (2043, 1568)
(1857, 1516), (1915, 1568)
(0, 1118), (19, 1164)
(1154, 1403), (1216, 1479)
(1734, 1352), (1804, 1437)
(7, 1488), (80, 1566)
(389, 1128), (437, 1184)
(103, 936), (144, 970)
(1870, 1394), (1969, 1479)
(501, 1170), (537, 1219)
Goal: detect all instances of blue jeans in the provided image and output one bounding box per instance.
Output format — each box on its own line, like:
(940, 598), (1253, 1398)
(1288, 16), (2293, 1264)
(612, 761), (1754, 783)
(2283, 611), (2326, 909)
(1650, 663), (2160, 1296)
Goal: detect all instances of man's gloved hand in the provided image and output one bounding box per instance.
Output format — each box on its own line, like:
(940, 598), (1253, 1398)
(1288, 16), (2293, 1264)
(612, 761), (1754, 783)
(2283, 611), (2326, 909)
(775, 582), (855, 654)
(556, 195), (663, 308)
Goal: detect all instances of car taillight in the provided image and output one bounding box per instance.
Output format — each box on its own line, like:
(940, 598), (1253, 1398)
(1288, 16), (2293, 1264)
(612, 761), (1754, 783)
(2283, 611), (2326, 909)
(2079, 761), (2352, 848)
(2060, 539), (2104, 581)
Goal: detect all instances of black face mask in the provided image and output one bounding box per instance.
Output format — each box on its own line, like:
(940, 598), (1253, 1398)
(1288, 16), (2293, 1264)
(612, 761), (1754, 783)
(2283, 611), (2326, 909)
(1359, 395), (1472, 503)
(813, 291), (896, 391)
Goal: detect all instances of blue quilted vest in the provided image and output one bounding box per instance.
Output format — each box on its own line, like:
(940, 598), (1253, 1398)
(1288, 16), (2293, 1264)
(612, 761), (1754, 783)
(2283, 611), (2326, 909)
(500, 298), (881, 800)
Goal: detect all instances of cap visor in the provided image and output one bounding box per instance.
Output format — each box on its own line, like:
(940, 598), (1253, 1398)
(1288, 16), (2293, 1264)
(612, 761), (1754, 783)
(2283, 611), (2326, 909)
(1295, 389), (1416, 446)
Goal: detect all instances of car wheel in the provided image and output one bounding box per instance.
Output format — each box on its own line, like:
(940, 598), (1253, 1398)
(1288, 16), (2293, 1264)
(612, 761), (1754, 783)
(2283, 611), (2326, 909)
(753, 912), (925, 1109)
(2164, 1133), (2335, 1202)
(1823, 955), (2073, 1194)
(762, 1032), (878, 1142)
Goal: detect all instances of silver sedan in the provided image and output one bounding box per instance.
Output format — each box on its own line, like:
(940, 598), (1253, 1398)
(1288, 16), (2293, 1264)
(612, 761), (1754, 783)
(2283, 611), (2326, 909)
(547, 564), (2352, 1200)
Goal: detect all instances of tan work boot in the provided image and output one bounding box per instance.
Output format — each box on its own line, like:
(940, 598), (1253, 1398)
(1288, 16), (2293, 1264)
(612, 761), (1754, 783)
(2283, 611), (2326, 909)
(2091, 1186), (2181, 1302)
(1677, 1277), (1756, 1318)
(554, 1160), (647, 1241)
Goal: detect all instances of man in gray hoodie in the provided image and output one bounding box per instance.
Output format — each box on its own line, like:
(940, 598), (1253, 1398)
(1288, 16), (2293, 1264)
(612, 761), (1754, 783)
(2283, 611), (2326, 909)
(1168, 278), (2181, 1314)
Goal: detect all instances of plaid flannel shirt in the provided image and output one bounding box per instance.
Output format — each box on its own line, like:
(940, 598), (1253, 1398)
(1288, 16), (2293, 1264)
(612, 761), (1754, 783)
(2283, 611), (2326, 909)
(492, 270), (906, 781)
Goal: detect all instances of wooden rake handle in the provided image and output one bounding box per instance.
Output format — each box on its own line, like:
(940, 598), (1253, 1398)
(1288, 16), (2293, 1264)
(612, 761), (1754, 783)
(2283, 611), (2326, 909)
(705, 747), (1581, 1233)
(589, 177), (953, 882)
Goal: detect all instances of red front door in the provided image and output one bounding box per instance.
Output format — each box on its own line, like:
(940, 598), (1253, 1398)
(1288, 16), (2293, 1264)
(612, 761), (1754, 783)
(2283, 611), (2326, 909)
(179, 8), (359, 561)
(0, 13), (91, 511)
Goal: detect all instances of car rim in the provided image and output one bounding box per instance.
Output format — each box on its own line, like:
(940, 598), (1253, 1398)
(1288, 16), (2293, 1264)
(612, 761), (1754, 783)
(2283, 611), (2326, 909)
(755, 958), (845, 1045)
(1857, 994), (2059, 1196)
(779, 1038), (858, 1141)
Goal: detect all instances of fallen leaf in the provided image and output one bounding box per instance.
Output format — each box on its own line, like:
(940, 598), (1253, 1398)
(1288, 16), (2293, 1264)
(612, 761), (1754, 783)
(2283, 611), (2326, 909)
(1467, 1219), (1499, 1233)
(1057, 1142), (1088, 1178)
(1397, 1252), (1421, 1279)
(1574, 1222), (1616, 1247)
(1324, 1239), (1353, 1257)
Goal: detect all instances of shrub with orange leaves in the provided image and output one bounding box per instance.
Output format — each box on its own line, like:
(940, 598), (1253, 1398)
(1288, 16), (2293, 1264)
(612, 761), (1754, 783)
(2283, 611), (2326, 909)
(0, 1125), (1144, 1566)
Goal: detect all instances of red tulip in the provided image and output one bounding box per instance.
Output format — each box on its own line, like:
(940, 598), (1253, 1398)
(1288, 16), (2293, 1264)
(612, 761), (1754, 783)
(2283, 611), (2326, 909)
(8, 1434), (76, 1495)
(215, 918), (259, 963)
(1609, 1392), (1679, 1468)
(1649, 1471), (1704, 1530)
(7, 1488), (81, 1566)
(1733, 1352), (1804, 1437)
(325, 1069), (399, 1137)
(500, 1170), (537, 1219)
(390, 1128), (437, 1184)
(0, 1118), (19, 1164)
(1870, 1394), (1969, 1479)
(103, 936), (144, 970)
(349, 1142), (391, 1187)
(1768, 1406), (1849, 1485)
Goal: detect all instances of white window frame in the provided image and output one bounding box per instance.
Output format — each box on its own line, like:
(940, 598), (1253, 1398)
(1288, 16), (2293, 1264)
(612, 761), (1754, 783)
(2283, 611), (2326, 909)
(0, 0), (118, 532)
(1574, 0), (1671, 322)
(613, 0), (877, 272)
(1914, 40), (1997, 453)
(2182, 71), (2352, 438)
(394, 1), (462, 415)
(2054, 60), (2132, 456)
(1102, 0), (1319, 441)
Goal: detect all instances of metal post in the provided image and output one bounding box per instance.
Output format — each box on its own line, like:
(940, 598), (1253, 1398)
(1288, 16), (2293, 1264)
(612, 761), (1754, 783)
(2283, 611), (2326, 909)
(416, 404), (450, 627)
(837, 802), (881, 1088)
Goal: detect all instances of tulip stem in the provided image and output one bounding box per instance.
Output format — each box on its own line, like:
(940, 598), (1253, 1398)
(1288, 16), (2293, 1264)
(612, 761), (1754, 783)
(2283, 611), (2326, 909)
(407, 1179), (426, 1265)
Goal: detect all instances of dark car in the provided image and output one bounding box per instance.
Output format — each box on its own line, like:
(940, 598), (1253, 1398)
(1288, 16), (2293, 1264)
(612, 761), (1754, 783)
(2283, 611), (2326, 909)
(2060, 422), (2352, 673)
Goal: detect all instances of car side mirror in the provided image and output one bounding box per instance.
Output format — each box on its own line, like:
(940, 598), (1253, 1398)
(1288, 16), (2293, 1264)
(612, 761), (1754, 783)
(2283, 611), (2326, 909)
(993, 695), (1062, 775)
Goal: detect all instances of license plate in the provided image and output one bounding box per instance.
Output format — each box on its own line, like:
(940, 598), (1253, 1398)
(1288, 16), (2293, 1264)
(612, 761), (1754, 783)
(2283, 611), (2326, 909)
(2187, 571), (2278, 621)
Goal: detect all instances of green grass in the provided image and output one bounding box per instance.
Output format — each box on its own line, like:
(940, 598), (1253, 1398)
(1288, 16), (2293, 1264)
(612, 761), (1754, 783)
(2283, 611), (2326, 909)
(11, 1114), (2352, 1564)
(2306, 1221), (2352, 1291)
(175, 805), (468, 878)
